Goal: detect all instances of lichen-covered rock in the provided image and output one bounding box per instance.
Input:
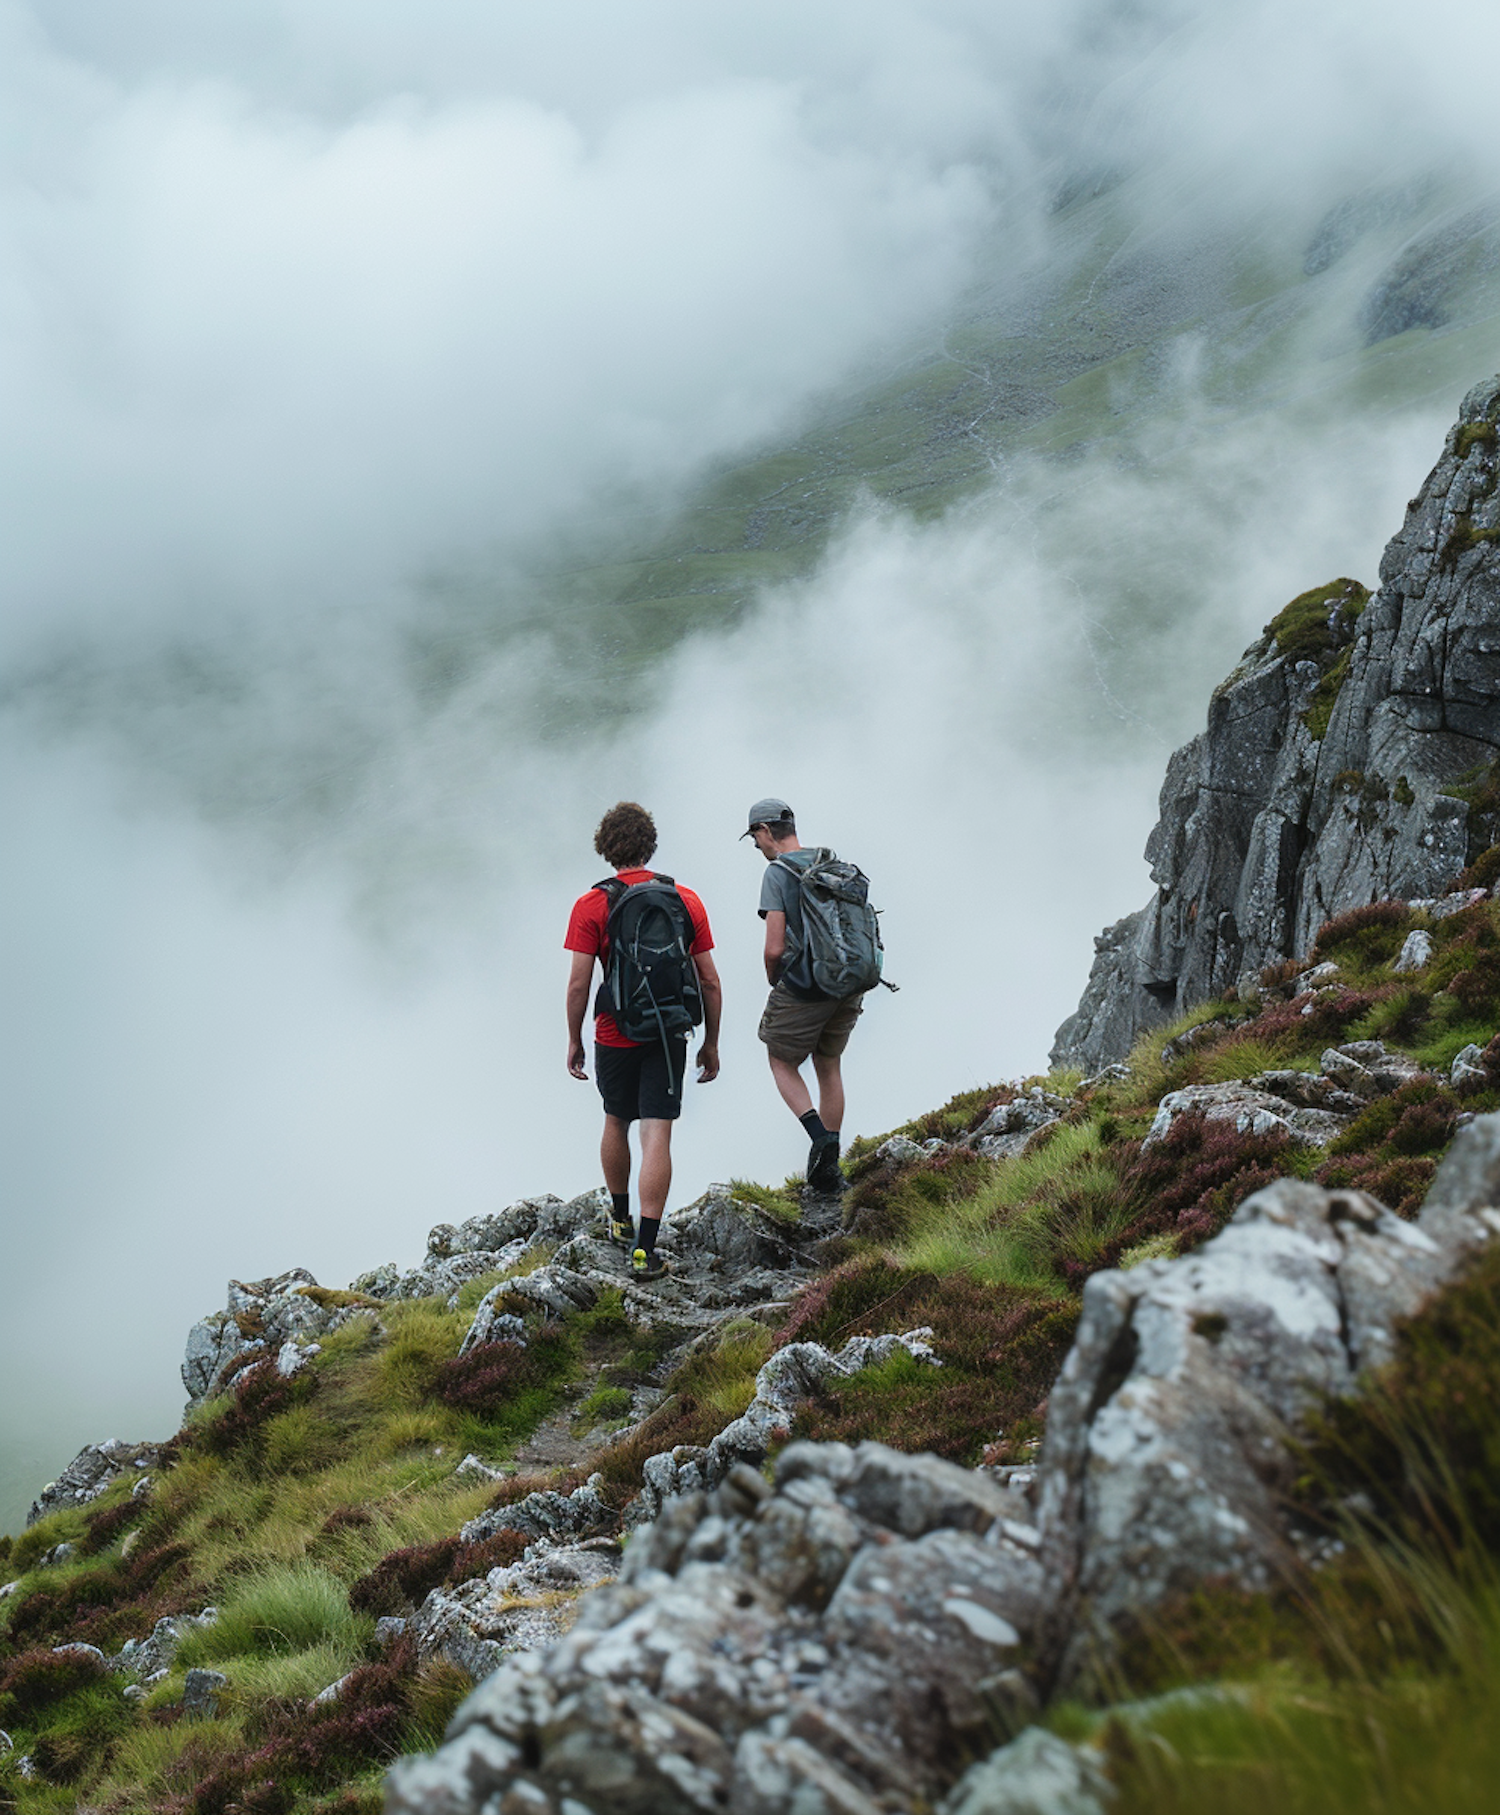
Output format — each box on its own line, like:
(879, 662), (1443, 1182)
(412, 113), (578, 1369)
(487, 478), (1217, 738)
(633, 1332), (941, 1522)
(407, 1538), (622, 1678)
(969, 1088), (1074, 1159)
(1036, 1115), (1500, 1686)
(938, 1727), (1115, 1815)
(664, 1187), (805, 1272)
(502, 1265), (599, 1319)
(182, 1669), (227, 1717)
(181, 1268), (377, 1406)
(460, 1475), (613, 1548)
(26, 1439), (160, 1527)
(110, 1608), (219, 1680)
(389, 1438), (1043, 1815)
(458, 1294), (528, 1358)
(1054, 376), (1500, 1069)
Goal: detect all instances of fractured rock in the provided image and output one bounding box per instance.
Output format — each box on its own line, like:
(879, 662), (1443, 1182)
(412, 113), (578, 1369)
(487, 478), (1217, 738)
(1143, 1082), (1346, 1148)
(408, 1539), (623, 1680)
(1054, 376), (1500, 1070)
(1037, 1116), (1500, 1686)
(634, 1332), (941, 1522)
(183, 1669), (227, 1717)
(27, 1440), (160, 1527)
(461, 1476), (613, 1549)
(390, 1439), (1044, 1815)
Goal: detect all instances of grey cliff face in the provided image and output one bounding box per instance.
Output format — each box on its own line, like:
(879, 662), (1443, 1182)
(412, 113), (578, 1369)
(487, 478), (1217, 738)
(1054, 373), (1500, 1071)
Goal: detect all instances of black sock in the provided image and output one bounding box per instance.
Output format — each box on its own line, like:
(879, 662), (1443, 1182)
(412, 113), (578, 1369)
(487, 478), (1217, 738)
(638, 1216), (659, 1256)
(610, 1192), (631, 1228)
(800, 1110), (830, 1144)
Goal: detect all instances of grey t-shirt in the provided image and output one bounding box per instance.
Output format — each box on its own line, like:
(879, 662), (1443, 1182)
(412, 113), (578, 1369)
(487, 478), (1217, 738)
(758, 848), (827, 1000)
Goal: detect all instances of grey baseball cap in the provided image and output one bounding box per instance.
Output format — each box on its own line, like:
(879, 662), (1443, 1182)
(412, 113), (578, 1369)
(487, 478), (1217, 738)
(740, 797), (794, 838)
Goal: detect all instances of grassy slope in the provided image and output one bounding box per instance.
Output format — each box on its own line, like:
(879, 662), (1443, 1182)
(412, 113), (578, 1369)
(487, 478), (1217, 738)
(4, 880), (1499, 1811)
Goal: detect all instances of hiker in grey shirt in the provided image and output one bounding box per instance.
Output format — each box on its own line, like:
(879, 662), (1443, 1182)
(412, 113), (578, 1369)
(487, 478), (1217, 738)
(741, 797), (865, 1192)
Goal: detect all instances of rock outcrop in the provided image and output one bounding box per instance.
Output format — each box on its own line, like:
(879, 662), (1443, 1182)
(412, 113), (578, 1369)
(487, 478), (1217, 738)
(25, 1439), (161, 1528)
(387, 1441), (1041, 1815)
(1054, 374), (1500, 1070)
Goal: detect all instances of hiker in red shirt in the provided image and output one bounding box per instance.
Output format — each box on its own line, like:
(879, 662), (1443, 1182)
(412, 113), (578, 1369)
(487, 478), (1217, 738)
(564, 801), (721, 1280)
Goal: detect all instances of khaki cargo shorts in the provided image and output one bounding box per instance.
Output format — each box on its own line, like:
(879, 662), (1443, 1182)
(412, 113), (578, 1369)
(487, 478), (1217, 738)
(757, 982), (864, 1065)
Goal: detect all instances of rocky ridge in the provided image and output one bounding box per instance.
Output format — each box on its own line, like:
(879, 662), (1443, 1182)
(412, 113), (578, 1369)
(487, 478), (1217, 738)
(1054, 372), (1500, 1072)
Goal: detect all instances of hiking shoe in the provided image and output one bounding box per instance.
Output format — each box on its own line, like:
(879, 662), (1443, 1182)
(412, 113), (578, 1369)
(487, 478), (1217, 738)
(807, 1134), (844, 1193)
(631, 1247), (670, 1281)
(609, 1217), (635, 1249)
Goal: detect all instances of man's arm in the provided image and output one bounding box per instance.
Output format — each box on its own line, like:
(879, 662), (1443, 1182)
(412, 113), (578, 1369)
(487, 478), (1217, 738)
(693, 951), (723, 1081)
(763, 910), (787, 987)
(566, 950), (594, 1079)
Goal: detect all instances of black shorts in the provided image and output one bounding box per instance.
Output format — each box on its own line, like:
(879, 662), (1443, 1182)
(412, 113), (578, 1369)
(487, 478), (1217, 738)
(595, 1037), (690, 1123)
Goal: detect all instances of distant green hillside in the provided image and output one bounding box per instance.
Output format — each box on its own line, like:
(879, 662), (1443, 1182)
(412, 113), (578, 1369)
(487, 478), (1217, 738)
(423, 171), (1500, 702)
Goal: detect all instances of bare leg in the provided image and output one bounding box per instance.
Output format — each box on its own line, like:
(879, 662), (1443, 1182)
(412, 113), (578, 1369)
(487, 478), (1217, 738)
(768, 1052), (814, 1119)
(811, 1053), (845, 1134)
(600, 1115), (631, 1196)
(636, 1118), (674, 1223)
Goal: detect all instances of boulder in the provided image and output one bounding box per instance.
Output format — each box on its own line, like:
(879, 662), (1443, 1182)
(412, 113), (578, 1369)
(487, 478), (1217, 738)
(1036, 1114), (1500, 1686)
(971, 1088), (1074, 1159)
(111, 1608), (219, 1680)
(503, 1266), (599, 1320)
(459, 1295), (528, 1358)
(662, 1187), (804, 1272)
(875, 1135), (927, 1165)
(181, 1269), (378, 1406)
(1319, 1039), (1430, 1098)
(1144, 1082), (1347, 1149)
(938, 1727), (1115, 1815)
(407, 1539), (622, 1680)
(183, 1669), (227, 1717)
(1250, 1070), (1365, 1115)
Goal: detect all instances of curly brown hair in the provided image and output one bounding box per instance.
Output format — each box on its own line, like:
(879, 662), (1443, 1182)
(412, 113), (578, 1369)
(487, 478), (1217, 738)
(594, 801), (657, 869)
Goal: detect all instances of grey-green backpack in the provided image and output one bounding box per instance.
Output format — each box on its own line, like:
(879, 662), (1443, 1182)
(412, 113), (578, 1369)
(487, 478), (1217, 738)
(773, 849), (897, 998)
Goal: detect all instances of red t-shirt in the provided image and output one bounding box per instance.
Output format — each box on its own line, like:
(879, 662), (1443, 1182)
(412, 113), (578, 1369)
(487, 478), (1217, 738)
(565, 870), (714, 1048)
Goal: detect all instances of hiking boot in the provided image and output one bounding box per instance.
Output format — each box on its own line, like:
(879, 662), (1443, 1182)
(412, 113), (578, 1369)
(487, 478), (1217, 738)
(609, 1217), (635, 1249)
(807, 1134), (844, 1193)
(631, 1247), (670, 1281)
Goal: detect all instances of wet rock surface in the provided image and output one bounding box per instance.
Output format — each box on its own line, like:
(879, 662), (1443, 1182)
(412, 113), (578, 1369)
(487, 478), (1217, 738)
(1055, 374), (1500, 1070)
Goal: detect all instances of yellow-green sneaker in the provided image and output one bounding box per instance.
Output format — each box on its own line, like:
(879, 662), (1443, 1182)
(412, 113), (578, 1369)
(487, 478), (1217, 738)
(631, 1247), (669, 1281)
(609, 1217), (634, 1249)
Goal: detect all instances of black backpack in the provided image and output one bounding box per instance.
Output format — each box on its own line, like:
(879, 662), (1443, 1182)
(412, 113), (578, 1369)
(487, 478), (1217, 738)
(594, 873), (704, 1092)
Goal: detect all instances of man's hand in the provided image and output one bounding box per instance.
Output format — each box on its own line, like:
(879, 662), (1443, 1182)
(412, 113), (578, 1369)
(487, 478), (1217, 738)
(696, 1042), (720, 1083)
(565, 951), (594, 1080)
